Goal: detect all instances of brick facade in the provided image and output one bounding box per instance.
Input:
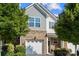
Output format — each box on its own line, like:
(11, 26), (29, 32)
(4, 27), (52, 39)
(20, 30), (48, 54)
(64, 41), (68, 48)
(20, 30), (62, 55)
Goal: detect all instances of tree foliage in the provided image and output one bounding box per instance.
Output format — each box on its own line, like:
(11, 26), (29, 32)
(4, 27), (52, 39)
(0, 4), (28, 43)
(55, 4), (79, 45)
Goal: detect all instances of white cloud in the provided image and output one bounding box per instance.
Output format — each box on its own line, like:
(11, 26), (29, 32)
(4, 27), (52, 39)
(43, 3), (61, 17)
(43, 3), (62, 11)
(48, 3), (62, 10)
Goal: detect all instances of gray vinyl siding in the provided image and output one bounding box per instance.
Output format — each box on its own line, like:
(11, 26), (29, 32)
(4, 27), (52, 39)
(25, 6), (46, 31)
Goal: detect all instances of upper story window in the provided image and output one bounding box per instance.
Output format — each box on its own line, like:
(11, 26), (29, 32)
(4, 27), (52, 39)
(49, 22), (55, 29)
(28, 17), (40, 27)
(35, 18), (40, 27)
(28, 17), (34, 27)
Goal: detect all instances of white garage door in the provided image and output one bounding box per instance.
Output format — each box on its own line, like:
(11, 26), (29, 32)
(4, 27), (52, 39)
(67, 43), (75, 54)
(25, 40), (43, 55)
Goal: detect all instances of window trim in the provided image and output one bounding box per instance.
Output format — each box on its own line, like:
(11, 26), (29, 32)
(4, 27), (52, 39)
(28, 16), (40, 28)
(35, 18), (40, 27)
(49, 22), (55, 29)
(28, 17), (34, 27)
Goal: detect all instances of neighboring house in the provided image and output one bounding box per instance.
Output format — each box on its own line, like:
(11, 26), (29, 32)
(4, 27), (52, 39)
(20, 3), (68, 55)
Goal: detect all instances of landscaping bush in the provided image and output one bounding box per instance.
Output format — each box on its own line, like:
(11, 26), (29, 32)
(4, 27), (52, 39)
(6, 51), (15, 56)
(15, 45), (26, 56)
(1, 45), (8, 56)
(15, 52), (25, 56)
(70, 54), (76, 56)
(1, 50), (7, 56)
(6, 43), (15, 56)
(1, 44), (26, 56)
(54, 48), (70, 56)
(7, 43), (14, 52)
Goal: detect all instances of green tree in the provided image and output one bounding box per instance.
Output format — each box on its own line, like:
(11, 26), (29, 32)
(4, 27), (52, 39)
(0, 4), (28, 43)
(55, 3), (79, 55)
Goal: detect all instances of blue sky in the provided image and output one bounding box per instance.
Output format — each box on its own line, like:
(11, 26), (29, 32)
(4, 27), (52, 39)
(20, 3), (65, 16)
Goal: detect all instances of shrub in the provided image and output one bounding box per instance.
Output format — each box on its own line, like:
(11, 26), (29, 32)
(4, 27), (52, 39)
(15, 45), (26, 56)
(1, 51), (6, 56)
(15, 52), (25, 56)
(1, 45), (8, 56)
(6, 43), (15, 56)
(54, 48), (70, 56)
(6, 51), (15, 56)
(7, 43), (14, 52)
(70, 54), (76, 56)
(2, 44), (26, 56)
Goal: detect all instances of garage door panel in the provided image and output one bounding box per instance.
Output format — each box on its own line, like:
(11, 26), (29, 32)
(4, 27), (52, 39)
(26, 40), (43, 55)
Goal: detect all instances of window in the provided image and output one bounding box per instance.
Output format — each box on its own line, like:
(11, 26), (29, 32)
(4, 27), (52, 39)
(35, 18), (40, 27)
(49, 22), (55, 29)
(28, 17), (40, 27)
(28, 17), (34, 27)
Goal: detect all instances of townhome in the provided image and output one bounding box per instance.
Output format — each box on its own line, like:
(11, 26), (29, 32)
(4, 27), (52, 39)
(20, 3), (68, 55)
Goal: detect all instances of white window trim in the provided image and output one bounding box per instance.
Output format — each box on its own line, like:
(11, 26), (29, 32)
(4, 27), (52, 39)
(28, 16), (40, 28)
(28, 17), (34, 27)
(49, 22), (55, 29)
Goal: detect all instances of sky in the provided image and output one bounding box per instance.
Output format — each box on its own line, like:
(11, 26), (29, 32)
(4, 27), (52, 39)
(20, 3), (65, 17)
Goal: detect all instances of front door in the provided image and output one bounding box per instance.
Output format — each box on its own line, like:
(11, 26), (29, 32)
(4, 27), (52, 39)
(48, 38), (61, 53)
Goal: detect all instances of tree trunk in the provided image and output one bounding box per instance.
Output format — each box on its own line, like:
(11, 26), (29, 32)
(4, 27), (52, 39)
(75, 45), (77, 56)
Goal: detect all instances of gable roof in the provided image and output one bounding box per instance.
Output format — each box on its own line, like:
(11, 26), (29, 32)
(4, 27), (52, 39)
(25, 3), (57, 20)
